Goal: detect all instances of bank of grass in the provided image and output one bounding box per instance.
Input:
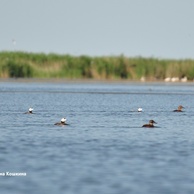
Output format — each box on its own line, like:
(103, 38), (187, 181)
(1, 51), (194, 80)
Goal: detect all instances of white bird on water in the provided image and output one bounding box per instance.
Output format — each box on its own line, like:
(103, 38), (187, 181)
(138, 108), (143, 112)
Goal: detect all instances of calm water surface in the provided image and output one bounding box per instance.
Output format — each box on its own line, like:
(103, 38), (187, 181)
(0, 81), (194, 194)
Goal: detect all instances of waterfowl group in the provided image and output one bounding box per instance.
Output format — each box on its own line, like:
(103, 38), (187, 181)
(24, 104), (184, 128)
(25, 108), (68, 126)
(142, 105), (184, 128)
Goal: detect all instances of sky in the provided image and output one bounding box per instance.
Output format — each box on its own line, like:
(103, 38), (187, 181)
(1, 0), (194, 59)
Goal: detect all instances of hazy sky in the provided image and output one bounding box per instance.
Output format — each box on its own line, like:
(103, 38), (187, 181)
(1, 0), (194, 59)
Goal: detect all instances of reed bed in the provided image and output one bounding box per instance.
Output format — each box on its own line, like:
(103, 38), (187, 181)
(1, 51), (194, 81)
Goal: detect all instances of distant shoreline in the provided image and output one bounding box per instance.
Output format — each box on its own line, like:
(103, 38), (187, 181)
(1, 78), (194, 85)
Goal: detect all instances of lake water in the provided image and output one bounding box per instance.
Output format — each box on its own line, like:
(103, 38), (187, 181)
(0, 80), (194, 194)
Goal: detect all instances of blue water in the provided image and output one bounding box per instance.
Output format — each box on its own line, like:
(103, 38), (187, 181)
(1, 81), (194, 194)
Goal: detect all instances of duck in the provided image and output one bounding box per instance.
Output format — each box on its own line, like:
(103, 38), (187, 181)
(54, 118), (68, 126)
(138, 108), (143, 112)
(142, 120), (157, 128)
(25, 108), (33, 114)
(173, 105), (184, 112)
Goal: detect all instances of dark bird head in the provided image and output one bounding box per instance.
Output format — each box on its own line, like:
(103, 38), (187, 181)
(178, 105), (184, 110)
(149, 120), (157, 124)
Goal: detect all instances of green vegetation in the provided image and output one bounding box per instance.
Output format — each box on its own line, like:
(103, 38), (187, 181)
(0, 51), (194, 81)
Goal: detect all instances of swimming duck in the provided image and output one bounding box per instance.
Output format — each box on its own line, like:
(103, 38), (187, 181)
(25, 108), (33, 114)
(173, 105), (184, 112)
(138, 108), (143, 112)
(142, 120), (157, 128)
(54, 118), (68, 126)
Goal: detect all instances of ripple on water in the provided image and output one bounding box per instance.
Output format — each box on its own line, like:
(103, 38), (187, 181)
(1, 82), (194, 194)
